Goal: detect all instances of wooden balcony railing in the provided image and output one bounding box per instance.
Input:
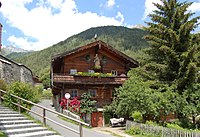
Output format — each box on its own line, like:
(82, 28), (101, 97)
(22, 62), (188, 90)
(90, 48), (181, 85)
(53, 74), (128, 85)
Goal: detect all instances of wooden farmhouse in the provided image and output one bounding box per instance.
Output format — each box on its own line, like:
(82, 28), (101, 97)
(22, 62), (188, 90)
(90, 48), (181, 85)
(51, 40), (138, 127)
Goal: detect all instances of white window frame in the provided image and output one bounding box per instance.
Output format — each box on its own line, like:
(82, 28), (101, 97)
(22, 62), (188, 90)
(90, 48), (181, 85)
(70, 69), (77, 75)
(88, 69), (94, 73)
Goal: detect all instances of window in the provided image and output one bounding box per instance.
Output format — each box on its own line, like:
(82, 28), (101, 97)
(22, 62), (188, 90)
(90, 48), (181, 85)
(70, 69), (77, 75)
(88, 69), (94, 73)
(88, 89), (97, 98)
(111, 70), (117, 76)
(102, 56), (107, 64)
(85, 55), (91, 62)
(71, 89), (78, 98)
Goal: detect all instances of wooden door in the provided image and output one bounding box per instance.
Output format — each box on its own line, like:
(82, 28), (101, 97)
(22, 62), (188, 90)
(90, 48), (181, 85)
(91, 112), (103, 127)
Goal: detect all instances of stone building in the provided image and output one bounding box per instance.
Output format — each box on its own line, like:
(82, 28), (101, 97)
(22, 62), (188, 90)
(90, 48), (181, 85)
(0, 55), (34, 84)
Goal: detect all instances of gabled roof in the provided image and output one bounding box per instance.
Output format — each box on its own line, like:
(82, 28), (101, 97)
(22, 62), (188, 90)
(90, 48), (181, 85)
(52, 40), (139, 67)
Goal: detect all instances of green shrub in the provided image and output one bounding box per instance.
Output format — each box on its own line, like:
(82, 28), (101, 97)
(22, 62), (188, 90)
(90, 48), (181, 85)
(131, 111), (143, 122)
(145, 120), (158, 126)
(0, 131), (7, 137)
(166, 123), (184, 130)
(126, 126), (141, 135)
(3, 82), (42, 112)
(104, 112), (112, 125)
(42, 88), (52, 99)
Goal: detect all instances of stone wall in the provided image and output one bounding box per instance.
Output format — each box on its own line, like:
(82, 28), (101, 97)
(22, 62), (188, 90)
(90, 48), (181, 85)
(0, 55), (33, 84)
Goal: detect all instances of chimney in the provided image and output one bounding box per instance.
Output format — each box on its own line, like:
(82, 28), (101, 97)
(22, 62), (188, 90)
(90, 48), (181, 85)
(0, 23), (2, 51)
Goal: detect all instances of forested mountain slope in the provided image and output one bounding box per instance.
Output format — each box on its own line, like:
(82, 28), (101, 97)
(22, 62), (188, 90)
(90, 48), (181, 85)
(10, 26), (149, 76)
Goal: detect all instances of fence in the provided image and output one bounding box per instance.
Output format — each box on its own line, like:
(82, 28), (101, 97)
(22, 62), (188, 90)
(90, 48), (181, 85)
(0, 89), (90, 137)
(63, 109), (80, 120)
(126, 120), (200, 137)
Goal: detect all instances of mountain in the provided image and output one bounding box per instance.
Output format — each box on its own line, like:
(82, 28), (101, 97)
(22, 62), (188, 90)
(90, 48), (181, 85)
(6, 52), (33, 60)
(12, 26), (149, 76)
(1, 45), (30, 56)
(132, 24), (146, 29)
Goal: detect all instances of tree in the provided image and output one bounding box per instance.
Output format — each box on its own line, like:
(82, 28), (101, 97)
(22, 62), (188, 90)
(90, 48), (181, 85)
(145, 0), (200, 93)
(113, 68), (178, 122)
(80, 93), (96, 121)
(144, 0), (200, 124)
(39, 67), (50, 88)
(111, 0), (200, 127)
(180, 83), (200, 127)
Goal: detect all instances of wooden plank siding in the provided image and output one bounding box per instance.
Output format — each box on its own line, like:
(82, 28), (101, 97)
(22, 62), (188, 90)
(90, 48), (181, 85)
(63, 86), (113, 108)
(63, 46), (127, 75)
(51, 40), (139, 126)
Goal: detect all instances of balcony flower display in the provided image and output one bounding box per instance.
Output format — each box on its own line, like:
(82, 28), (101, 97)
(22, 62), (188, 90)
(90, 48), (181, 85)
(76, 72), (113, 77)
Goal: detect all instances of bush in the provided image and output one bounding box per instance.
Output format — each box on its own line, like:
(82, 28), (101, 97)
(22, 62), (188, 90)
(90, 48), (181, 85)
(126, 126), (141, 135)
(126, 125), (161, 137)
(42, 88), (52, 99)
(145, 120), (158, 126)
(166, 123), (184, 130)
(131, 111), (143, 122)
(104, 112), (112, 125)
(3, 82), (42, 112)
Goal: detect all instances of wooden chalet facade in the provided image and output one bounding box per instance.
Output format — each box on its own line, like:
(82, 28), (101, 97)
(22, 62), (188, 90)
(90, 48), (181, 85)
(51, 40), (138, 127)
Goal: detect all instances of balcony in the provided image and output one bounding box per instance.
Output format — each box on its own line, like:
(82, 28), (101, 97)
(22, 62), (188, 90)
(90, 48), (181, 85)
(53, 74), (128, 85)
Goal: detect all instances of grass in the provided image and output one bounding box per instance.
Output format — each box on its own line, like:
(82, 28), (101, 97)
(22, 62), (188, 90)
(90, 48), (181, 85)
(0, 131), (7, 137)
(58, 115), (91, 129)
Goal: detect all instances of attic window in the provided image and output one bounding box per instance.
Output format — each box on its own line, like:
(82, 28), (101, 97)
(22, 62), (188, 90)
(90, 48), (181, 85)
(85, 55), (91, 62)
(102, 56), (107, 64)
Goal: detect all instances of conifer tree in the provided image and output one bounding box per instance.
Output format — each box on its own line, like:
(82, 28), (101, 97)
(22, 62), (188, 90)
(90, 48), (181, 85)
(145, 0), (200, 93)
(109, 0), (200, 126)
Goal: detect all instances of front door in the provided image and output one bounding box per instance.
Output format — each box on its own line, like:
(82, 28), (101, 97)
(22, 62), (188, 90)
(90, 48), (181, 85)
(91, 112), (103, 127)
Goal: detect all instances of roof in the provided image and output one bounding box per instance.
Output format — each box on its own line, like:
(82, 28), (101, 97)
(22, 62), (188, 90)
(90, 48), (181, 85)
(0, 54), (33, 75)
(52, 40), (139, 66)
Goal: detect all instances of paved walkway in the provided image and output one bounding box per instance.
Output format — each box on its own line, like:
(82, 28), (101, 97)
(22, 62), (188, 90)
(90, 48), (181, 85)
(92, 127), (132, 137)
(30, 100), (115, 137)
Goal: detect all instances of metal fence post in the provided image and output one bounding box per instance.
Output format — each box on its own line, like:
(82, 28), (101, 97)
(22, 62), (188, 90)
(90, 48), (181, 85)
(79, 123), (83, 137)
(43, 108), (46, 126)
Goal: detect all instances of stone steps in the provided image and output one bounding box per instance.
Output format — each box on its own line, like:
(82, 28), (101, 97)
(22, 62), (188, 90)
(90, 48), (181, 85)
(0, 104), (63, 137)
(0, 113), (24, 117)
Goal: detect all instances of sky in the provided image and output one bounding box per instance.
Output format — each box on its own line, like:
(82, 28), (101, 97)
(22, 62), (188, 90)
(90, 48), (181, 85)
(0, 0), (200, 51)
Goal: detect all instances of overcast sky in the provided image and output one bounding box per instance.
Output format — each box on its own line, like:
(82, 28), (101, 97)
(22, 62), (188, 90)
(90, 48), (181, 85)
(0, 0), (200, 51)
